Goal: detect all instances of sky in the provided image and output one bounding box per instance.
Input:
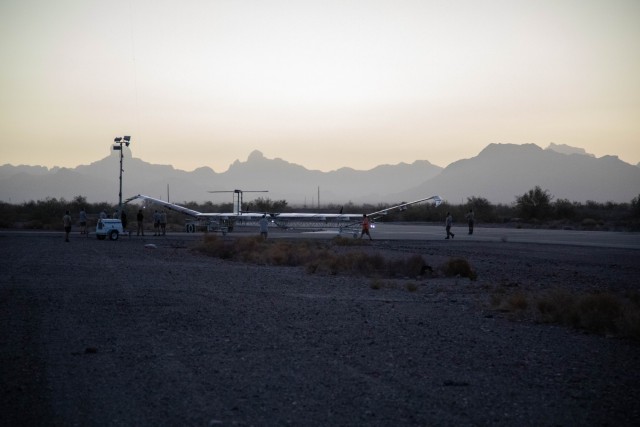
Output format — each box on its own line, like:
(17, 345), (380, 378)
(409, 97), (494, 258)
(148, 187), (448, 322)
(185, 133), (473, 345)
(1, 0), (639, 172)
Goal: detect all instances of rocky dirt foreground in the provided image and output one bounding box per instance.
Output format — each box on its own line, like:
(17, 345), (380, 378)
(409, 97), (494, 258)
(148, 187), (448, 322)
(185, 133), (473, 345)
(1, 232), (639, 426)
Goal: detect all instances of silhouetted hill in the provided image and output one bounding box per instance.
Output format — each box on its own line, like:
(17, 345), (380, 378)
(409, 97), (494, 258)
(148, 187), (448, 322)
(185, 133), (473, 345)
(1, 144), (637, 205)
(400, 143), (640, 204)
(0, 149), (442, 205)
(545, 143), (595, 157)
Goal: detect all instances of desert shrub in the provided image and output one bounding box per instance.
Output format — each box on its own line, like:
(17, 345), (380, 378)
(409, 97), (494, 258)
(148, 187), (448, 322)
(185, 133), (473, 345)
(507, 293), (529, 311)
(369, 279), (397, 290)
(370, 279), (382, 290)
(195, 235), (231, 258)
(536, 289), (576, 325)
(490, 288), (528, 313)
(515, 186), (553, 220)
(490, 292), (504, 308)
(405, 283), (418, 292)
(306, 249), (418, 278)
(535, 289), (640, 340)
(387, 254), (430, 278)
(441, 257), (477, 280)
(575, 293), (621, 334)
(332, 236), (370, 246)
(553, 198), (577, 220)
(405, 254), (429, 277)
(196, 236), (436, 280)
(267, 241), (317, 266)
(619, 301), (640, 342)
(346, 252), (386, 275)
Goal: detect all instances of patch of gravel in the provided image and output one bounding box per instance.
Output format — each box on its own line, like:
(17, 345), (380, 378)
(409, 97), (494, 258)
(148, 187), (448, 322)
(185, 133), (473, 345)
(1, 232), (639, 426)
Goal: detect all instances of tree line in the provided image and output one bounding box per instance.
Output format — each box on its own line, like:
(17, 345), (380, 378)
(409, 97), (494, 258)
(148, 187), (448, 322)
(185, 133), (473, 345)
(1, 188), (638, 231)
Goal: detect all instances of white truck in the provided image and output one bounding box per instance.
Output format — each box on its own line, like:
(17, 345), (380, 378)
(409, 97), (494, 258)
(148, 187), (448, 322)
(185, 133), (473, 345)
(96, 218), (125, 240)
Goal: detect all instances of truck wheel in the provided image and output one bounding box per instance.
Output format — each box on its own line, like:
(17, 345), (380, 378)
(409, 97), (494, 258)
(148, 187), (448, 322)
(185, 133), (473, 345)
(186, 223), (195, 233)
(109, 230), (119, 241)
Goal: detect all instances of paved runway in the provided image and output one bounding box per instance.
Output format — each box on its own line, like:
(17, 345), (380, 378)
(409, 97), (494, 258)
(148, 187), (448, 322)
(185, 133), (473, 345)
(324, 223), (640, 250)
(4, 223), (638, 250)
(231, 222), (640, 250)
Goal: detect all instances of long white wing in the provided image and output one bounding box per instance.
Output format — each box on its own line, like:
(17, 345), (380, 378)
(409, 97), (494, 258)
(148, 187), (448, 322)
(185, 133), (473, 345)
(367, 195), (442, 218)
(125, 193), (442, 222)
(124, 194), (205, 217)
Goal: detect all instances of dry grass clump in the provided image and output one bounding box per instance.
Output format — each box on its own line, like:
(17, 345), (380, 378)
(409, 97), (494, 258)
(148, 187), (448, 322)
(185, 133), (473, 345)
(369, 279), (418, 292)
(332, 236), (371, 246)
(306, 251), (387, 276)
(490, 285), (528, 314)
(405, 282), (419, 292)
(491, 287), (640, 341)
(388, 254), (433, 278)
(195, 235), (432, 279)
(536, 290), (640, 339)
(196, 235), (321, 266)
(370, 279), (397, 290)
(441, 257), (477, 281)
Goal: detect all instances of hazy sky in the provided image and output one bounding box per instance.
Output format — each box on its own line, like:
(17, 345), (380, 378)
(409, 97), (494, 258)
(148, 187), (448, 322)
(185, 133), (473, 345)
(1, 0), (639, 172)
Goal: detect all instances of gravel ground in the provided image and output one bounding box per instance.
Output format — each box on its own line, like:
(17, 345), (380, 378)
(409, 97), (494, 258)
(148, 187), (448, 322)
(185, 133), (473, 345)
(1, 231), (639, 426)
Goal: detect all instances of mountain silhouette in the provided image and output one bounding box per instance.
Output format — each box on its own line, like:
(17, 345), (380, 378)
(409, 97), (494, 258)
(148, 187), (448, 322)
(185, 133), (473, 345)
(399, 143), (640, 204)
(0, 148), (441, 205)
(1, 144), (638, 205)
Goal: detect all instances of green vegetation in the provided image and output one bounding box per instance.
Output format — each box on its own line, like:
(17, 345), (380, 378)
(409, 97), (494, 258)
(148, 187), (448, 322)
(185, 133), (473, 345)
(515, 185), (553, 220)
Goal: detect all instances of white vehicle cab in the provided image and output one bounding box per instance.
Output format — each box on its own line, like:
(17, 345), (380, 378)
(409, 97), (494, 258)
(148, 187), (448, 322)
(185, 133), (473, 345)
(96, 218), (124, 240)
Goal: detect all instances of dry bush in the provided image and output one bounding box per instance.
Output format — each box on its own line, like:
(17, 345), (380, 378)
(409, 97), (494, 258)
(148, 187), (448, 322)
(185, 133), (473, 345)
(234, 236), (263, 262)
(370, 278), (397, 290)
(309, 251), (386, 276)
(507, 292), (529, 311)
(196, 236), (436, 281)
(536, 289), (575, 324)
(488, 286), (640, 341)
(490, 289), (528, 313)
(441, 257), (477, 280)
(534, 289), (640, 340)
(490, 293), (504, 309)
(405, 282), (419, 292)
(387, 254), (430, 278)
(332, 236), (370, 246)
(265, 241), (315, 266)
(574, 293), (621, 334)
(370, 279), (383, 290)
(350, 252), (386, 275)
(195, 235), (235, 259)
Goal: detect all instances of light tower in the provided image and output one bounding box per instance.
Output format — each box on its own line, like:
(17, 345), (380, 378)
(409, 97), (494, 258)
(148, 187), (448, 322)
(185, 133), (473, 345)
(112, 136), (131, 219)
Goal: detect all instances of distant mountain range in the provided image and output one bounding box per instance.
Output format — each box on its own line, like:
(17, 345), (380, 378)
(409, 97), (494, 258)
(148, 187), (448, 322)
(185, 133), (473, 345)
(1, 143), (639, 205)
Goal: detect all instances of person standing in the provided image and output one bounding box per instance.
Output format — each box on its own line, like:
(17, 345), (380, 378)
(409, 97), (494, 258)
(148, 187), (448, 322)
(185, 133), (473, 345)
(121, 210), (128, 232)
(160, 211), (167, 236)
(153, 210), (161, 236)
(79, 208), (87, 235)
(136, 209), (144, 236)
(445, 212), (455, 239)
(465, 208), (475, 235)
(360, 214), (372, 240)
(259, 215), (269, 240)
(63, 210), (72, 242)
